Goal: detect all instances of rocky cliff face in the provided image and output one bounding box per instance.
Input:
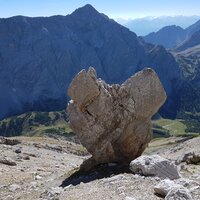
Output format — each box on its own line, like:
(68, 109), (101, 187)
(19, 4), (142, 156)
(173, 43), (200, 114)
(186, 19), (200, 35)
(0, 4), (181, 119)
(176, 30), (200, 52)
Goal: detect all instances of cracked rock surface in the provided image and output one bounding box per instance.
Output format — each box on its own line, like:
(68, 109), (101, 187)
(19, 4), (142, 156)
(130, 155), (180, 180)
(67, 67), (166, 165)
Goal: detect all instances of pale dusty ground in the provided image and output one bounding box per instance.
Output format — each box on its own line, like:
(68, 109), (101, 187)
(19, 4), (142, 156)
(0, 136), (199, 200)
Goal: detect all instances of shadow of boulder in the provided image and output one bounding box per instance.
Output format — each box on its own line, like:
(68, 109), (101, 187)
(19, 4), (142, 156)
(60, 163), (131, 187)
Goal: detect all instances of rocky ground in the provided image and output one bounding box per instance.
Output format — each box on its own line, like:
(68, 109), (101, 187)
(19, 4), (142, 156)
(0, 136), (200, 200)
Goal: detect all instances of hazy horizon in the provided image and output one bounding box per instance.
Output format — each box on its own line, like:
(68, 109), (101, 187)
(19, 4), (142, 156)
(117, 15), (200, 35)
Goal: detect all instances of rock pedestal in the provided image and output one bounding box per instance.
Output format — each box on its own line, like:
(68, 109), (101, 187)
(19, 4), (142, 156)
(67, 67), (166, 166)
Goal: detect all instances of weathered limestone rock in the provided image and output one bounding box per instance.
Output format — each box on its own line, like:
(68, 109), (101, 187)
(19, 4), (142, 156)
(67, 67), (166, 166)
(175, 178), (200, 190)
(0, 156), (16, 166)
(182, 152), (200, 164)
(165, 187), (193, 200)
(154, 179), (182, 197)
(130, 155), (180, 179)
(154, 178), (199, 198)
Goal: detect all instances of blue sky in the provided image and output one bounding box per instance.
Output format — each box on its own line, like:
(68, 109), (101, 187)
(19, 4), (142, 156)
(0, 0), (200, 19)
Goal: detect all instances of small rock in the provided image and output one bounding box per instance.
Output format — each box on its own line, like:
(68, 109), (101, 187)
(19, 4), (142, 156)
(64, 184), (72, 190)
(33, 143), (41, 148)
(119, 192), (125, 196)
(15, 148), (22, 153)
(48, 187), (63, 197)
(0, 184), (6, 189)
(5, 195), (14, 200)
(130, 155), (180, 179)
(175, 178), (199, 190)
(9, 184), (21, 192)
(125, 197), (136, 200)
(23, 155), (30, 160)
(117, 186), (125, 193)
(16, 155), (23, 161)
(0, 157), (17, 166)
(24, 152), (37, 157)
(165, 187), (192, 200)
(181, 152), (200, 164)
(29, 182), (38, 189)
(35, 175), (43, 180)
(190, 185), (200, 193)
(155, 177), (161, 181)
(131, 174), (140, 179)
(80, 182), (84, 186)
(154, 179), (183, 197)
(101, 174), (125, 183)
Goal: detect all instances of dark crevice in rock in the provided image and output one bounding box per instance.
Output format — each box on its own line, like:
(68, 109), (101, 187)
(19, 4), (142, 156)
(85, 109), (93, 117)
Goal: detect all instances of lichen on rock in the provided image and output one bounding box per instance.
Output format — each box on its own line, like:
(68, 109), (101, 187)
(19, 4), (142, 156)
(67, 67), (166, 167)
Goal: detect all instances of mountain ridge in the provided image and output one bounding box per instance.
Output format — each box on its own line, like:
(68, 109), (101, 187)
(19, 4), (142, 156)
(176, 30), (200, 51)
(0, 4), (183, 119)
(144, 25), (186, 49)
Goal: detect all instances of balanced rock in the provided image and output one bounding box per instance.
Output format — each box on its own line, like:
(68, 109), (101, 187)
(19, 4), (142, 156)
(130, 155), (180, 179)
(67, 67), (166, 165)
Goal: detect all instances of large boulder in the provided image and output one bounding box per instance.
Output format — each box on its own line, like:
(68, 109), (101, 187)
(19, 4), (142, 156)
(67, 67), (166, 166)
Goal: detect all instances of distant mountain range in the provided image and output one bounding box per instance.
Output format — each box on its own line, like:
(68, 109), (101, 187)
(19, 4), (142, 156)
(0, 4), (200, 120)
(118, 16), (200, 36)
(144, 19), (200, 49)
(142, 15), (200, 107)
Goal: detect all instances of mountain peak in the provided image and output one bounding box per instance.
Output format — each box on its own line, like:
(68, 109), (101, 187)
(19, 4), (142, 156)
(69, 4), (111, 24)
(71, 4), (99, 16)
(81, 4), (96, 10)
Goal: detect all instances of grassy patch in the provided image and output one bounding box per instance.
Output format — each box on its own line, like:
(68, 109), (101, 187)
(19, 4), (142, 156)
(152, 118), (199, 137)
(152, 124), (170, 138)
(0, 110), (73, 137)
